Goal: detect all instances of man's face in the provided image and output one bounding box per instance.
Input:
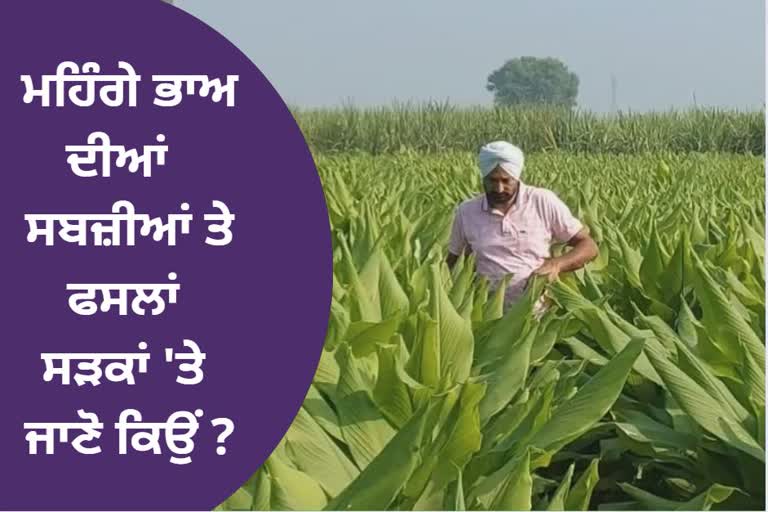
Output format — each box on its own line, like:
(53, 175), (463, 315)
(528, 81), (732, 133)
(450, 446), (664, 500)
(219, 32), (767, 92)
(483, 166), (519, 206)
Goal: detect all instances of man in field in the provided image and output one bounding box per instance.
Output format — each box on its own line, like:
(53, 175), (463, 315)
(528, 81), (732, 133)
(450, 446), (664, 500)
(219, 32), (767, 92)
(446, 141), (598, 310)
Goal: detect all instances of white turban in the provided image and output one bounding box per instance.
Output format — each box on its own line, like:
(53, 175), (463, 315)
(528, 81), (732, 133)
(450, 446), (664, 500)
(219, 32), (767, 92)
(478, 141), (524, 180)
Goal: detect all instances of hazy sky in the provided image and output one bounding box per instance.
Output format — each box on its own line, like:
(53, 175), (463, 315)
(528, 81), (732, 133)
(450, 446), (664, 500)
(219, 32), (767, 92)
(176, 0), (764, 113)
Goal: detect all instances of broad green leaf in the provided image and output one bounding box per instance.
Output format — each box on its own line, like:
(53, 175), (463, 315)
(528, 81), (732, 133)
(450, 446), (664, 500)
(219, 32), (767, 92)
(337, 390), (397, 470)
(267, 456), (328, 511)
(675, 299), (699, 348)
(484, 275), (511, 321)
(378, 249), (411, 317)
(479, 276), (546, 367)
(326, 298), (350, 350)
(544, 463), (574, 510)
(493, 380), (556, 455)
(428, 263), (475, 388)
(217, 486), (254, 511)
(528, 338), (644, 453)
(373, 343), (414, 428)
(639, 219), (669, 298)
(448, 251), (467, 296)
(643, 337), (764, 462)
(669, 334), (754, 430)
(302, 385), (344, 441)
(251, 468), (272, 511)
(564, 459), (600, 510)
(615, 230), (643, 289)
(479, 321), (537, 422)
(618, 482), (736, 511)
(530, 313), (563, 364)
(284, 407), (359, 496)
(337, 346), (397, 469)
(469, 448), (532, 511)
(562, 337), (609, 367)
(491, 449), (533, 511)
(613, 409), (698, 452)
(481, 390), (532, 451)
(338, 233), (381, 322)
(570, 307), (662, 385)
(431, 381), (486, 489)
(324, 404), (430, 511)
(659, 228), (693, 304)
(346, 315), (402, 357)
(690, 251), (765, 368)
(314, 348), (340, 401)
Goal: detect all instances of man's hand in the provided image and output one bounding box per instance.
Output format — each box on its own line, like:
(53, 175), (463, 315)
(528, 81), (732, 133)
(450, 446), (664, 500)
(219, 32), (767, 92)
(534, 258), (563, 283)
(534, 228), (598, 284)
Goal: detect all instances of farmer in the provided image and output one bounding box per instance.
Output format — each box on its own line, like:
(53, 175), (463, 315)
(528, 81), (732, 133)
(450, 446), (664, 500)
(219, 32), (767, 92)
(446, 140), (598, 310)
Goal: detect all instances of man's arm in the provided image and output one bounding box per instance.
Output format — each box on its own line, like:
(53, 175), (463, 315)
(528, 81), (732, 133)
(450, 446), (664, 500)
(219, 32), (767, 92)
(557, 227), (599, 272)
(534, 227), (598, 282)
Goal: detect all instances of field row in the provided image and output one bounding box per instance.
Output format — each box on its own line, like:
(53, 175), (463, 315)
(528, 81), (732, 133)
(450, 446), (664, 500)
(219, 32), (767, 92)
(220, 152), (765, 511)
(293, 105), (765, 155)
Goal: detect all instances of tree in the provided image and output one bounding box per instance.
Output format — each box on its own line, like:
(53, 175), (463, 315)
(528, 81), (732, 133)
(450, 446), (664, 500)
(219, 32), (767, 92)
(486, 57), (579, 108)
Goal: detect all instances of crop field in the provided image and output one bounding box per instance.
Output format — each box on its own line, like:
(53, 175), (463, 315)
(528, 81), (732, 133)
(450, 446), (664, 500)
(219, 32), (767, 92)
(293, 106), (764, 155)
(218, 125), (765, 509)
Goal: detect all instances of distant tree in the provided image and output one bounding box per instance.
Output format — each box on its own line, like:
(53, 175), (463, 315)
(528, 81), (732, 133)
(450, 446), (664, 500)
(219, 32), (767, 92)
(486, 57), (579, 108)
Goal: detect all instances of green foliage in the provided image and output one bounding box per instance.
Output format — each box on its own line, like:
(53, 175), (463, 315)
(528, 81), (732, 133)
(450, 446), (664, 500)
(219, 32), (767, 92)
(486, 56), (579, 108)
(292, 104), (765, 154)
(219, 151), (764, 510)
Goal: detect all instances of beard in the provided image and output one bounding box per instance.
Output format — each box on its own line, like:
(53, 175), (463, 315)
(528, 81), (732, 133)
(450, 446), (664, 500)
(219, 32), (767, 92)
(486, 191), (513, 205)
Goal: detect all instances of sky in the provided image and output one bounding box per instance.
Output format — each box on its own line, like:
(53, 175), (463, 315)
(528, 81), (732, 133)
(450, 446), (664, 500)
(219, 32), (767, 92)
(176, 0), (765, 113)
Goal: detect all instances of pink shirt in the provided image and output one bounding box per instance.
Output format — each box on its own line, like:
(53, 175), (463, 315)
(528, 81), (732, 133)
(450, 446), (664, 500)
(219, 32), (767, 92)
(448, 183), (583, 306)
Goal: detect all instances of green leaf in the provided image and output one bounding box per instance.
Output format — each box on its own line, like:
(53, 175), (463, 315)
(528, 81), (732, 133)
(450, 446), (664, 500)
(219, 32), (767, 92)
(528, 338), (644, 453)
(639, 219), (669, 297)
(562, 337), (609, 367)
(484, 275), (511, 321)
(378, 249), (411, 318)
(613, 409), (698, 452)
(544, 463), (574, 510)
(302, 385), (344, 442)
(479, 321), (537, 422)
(564, 458), (600, 510)
(469, 449), (533, 511)
(530, 313), (563, 364)
(659, 229), (693, 304)
(618, 482), (736, 511)
(675, 299), (699, 348)
(267, 456), (328, 510)
(373, 343), (414, 428)
(615, 230), (643, 289)
(338, 233), (381, 322)
(690, 250), (765, 368)
(324, 403), (430, 511)
(570, 307), (662, 385)
(491, 449), (533, 511)
(643, 337), (764, 462)
(479, 276), (546, 367)
(284, 407), (360, 496)
(428, 263), (475, 388)
(669, 333), (754, 431)
(250, 467), (272, 511)
(346, 315), (402, 357)
(337, 345), (397, 469)
(431, 381), (486, 489)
